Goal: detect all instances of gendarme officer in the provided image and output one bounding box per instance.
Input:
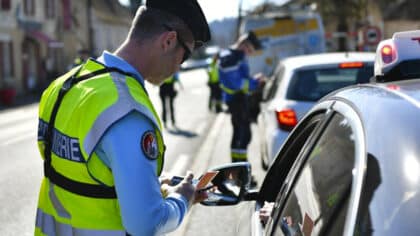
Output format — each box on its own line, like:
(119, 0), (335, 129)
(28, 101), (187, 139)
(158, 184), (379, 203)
(218, 31), (263, 163)
(35, 0), (210, 235)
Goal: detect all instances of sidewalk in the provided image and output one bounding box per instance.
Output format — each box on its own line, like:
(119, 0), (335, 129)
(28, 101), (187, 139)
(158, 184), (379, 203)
(0, 92), (41, 112)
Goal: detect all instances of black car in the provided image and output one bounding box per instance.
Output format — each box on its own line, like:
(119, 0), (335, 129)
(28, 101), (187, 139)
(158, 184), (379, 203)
(202, 78), (420, 236)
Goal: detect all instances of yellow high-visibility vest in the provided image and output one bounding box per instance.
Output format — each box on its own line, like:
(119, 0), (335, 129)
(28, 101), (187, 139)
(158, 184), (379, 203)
(35, 59), (165, 235)
(207, 60), (219, 84)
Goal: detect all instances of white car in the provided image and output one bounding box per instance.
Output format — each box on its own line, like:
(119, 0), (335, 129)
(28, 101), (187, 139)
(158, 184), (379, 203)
(202, 30), (420, 236)
(257, 52), (375, 169)
(374, 30), (420, 82)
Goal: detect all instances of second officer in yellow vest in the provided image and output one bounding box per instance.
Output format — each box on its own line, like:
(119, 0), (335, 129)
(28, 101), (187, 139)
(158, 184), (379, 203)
(35, 0), (210, 235)
(207, 53), (222, 112)
(159, 72), (182, 128)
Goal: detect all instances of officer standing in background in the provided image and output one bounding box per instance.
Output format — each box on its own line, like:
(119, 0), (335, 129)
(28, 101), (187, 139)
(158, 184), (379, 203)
(159, 72), (182, 128)
(218, 31), (264, 164)
(207, 53), (222, 112)
(35, 0), (210, 235)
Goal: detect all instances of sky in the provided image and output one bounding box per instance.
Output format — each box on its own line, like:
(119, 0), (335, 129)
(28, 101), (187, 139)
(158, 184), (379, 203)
(119, 0), (288, 22)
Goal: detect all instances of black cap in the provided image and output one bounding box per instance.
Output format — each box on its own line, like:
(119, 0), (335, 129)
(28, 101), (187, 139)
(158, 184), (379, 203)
(146, 0), (211, 47)
(246, 31), (262, 50)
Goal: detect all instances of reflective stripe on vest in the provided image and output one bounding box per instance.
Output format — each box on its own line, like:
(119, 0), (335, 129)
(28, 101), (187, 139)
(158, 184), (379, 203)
(231, 148), (247, 159)
(163, 76), (175, 84)
(35, 208), (126, 236)
(83, 72), (161, 155)
(220, 79), (250, 95)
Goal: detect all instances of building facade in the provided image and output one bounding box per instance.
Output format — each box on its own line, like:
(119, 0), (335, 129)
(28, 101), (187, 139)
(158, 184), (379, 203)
(0, 0), (132, 99)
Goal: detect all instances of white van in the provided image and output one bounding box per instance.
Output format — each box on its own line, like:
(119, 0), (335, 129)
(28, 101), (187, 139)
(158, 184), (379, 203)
(240, 10), (326, 76)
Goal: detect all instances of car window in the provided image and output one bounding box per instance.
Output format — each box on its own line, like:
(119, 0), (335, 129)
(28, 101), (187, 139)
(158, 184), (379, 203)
(286, 65), (373, 101)
(272, 113), (355, 236)
(263, 64), (285, 101)
(258, 112), (326, 204)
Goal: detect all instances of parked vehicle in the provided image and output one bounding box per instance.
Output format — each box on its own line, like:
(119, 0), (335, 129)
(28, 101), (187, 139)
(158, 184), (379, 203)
(200, 30), (420, 236)
(257, 52), (375, 169)
(180, 46), (220, 71)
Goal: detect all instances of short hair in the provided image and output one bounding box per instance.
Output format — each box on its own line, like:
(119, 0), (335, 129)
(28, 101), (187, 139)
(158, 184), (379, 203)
(128, 6), (193, 44)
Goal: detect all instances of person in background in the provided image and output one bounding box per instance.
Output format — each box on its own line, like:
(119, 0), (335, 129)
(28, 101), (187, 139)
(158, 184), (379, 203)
(72, 49), (90, 67)
(207, 53), (222, 112)
(218, 31), (265, 165)
(159, 72), (183, 128)
(34, 0), (211, 235)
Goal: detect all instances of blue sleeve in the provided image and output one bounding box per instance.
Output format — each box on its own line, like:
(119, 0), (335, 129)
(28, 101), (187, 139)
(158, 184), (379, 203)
(94, 112), (189, 235)
(239, 60), (259, 91)
(239, 59), (251, 81)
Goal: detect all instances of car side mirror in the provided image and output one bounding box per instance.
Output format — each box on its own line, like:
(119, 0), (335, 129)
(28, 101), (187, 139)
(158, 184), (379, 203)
(200, 162), (257, 206)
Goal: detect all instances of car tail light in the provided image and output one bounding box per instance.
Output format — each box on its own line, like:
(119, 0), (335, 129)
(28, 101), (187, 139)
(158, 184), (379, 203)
(276, 109), (298, 131)
(386, 84), (400, 90)
(381, 45), (395, 64)
(339, 62), (364, 68)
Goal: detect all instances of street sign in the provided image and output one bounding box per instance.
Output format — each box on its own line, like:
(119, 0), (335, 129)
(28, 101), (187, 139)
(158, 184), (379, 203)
(364, 26), (381, 45)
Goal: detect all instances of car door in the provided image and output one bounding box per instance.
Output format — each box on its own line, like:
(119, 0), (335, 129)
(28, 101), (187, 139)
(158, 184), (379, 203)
(250, 101), (332, 236)
(258, 64), (286, 167)
(263, 100), (366, 236)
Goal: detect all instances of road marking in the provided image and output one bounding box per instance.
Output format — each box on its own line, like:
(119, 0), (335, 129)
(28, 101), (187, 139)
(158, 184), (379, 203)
(167, 114), (222, 176)
(191, 113), (226, 173)
(190, 87), (207, 95)
(0, 104), (38, 123)
(0, 121), (37, 145)
(169, 154), (190, 176)
(1, 132), (36, 146)
(195, 119), (207, 135)
(168, 113), (227, 236)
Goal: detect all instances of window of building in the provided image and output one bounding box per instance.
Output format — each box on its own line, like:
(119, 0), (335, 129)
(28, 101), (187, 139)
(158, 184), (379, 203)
(1, 0), (11, 10)
(23, 0), (35, 16)
(45, 0), (55, 18)
(273, 113), (355, 236)
(0, 41), (14, 86)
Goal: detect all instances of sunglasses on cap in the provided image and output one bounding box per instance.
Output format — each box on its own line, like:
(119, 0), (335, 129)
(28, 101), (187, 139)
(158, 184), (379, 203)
(163, 24), (192, 63)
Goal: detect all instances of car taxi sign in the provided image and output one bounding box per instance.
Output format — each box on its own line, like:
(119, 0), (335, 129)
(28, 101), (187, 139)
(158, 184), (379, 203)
(374, 30), (420, 79)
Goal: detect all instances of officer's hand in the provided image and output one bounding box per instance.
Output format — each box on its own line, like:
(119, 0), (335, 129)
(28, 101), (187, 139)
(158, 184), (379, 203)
(159, 173), (174, 198)
(193, 188), (209, 204)
(159, 173), (173, 185)
(253, 72), (267, 84)
(161, 183), (171, 198)
(174, 171), (196, 206)
(259, 201), (275, 225)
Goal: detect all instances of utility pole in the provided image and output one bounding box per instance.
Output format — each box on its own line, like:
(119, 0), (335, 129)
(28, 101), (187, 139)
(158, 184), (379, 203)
(236, 0), (243, 39)
(87, 0), (94, 55)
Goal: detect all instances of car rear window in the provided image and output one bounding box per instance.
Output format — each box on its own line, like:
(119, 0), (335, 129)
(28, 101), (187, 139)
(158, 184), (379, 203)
(286, 65), (374, 101)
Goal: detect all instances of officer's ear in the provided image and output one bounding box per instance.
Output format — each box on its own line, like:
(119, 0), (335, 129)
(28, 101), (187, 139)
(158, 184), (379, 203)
(161, 30), (177, 52)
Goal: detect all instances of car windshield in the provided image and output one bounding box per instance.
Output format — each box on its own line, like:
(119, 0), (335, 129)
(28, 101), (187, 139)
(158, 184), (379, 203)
(286, 65), (374, 101)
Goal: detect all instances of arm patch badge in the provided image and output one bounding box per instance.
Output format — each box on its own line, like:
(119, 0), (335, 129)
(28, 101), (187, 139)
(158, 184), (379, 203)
(141, 131), (159, 160)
